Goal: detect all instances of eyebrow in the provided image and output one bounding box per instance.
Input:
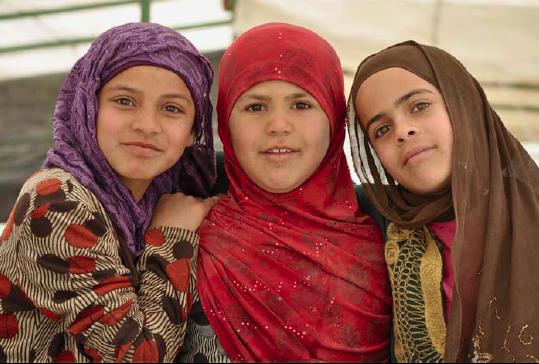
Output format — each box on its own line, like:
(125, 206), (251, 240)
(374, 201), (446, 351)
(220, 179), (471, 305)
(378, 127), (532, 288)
(285, 92), (310, 100)
(239, 92), (311, 102)
(365, 88), (434, 131)
(104, 85), (192, 102)
(105, 85), (140, 94)
(240, 93), (271, 102)
(161, 93), (193, 103)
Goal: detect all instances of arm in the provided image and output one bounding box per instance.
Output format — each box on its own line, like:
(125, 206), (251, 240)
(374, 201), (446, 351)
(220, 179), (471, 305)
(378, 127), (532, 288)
(15, 190), (197, 361)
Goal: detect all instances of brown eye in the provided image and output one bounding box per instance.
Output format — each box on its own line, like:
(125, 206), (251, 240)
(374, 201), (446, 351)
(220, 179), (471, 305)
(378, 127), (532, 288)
(293, 102), (311, 110)
(114, 97), (134, 106)
(164, 104), (182, 113)
(246, 103), (265, 112)
(374, 124), (391, 139)
(411, 102), (430, 113)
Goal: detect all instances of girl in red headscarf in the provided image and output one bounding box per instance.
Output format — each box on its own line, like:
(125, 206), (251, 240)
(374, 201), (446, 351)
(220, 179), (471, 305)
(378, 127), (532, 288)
(178, 23), (392, 362)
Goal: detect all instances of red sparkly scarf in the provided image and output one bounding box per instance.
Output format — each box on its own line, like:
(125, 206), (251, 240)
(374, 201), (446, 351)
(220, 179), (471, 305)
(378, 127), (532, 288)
(197, 23), (392, 362)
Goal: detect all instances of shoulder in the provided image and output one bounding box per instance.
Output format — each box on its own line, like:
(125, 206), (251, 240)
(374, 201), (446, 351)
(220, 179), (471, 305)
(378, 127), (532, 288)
(19, 168), (102, 210)
(21, 168), (84, 193)
(7, 168), (112, 238)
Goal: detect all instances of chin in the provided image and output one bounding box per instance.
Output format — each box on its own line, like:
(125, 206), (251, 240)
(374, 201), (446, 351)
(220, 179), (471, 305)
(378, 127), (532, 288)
(117, 166), (162, 181)
(259, 184), (295, 194)
(408, 180), (449, 196)
(257, 178), (301, 194)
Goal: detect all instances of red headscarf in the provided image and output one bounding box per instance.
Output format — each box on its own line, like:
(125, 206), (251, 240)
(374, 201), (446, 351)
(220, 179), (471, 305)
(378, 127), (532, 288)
(197, 23), (391, 362)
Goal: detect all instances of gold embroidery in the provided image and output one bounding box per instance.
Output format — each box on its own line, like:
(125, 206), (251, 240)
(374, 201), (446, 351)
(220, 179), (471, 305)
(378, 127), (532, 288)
(519, 325), (534, 346)
(384, 241), (399, 266)
(487, 296), (503, 320)
(387, 223), (411, 241)
(420, 226), (446, 356)
(386, 226), (403, 362)
(501, 325), (516, 363)
(385, 223), (445, 362)
(476, 298), (537, 362)
(471, 325), (494, 363)
(393, 310), (405, 363)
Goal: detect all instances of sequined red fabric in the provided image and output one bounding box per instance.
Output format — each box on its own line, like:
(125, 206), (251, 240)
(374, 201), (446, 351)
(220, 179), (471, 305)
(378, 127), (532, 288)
(196, 23), (392, 362)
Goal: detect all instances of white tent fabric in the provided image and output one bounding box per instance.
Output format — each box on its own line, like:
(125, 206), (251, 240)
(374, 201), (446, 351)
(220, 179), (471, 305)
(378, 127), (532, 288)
(232, 0), (539, 145)
(233, 0), (539, 84)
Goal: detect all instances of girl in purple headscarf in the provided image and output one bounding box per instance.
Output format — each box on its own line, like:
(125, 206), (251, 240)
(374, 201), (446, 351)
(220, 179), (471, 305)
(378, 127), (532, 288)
(0, 22), (216, 362)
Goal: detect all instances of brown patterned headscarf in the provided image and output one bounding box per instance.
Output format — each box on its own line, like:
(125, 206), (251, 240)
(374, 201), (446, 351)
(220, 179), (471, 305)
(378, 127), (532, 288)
(347, 40), (539, 362)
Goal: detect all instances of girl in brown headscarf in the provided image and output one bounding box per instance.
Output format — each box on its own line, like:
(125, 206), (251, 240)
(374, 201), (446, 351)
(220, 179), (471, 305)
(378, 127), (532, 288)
(348, 40), (539, 362)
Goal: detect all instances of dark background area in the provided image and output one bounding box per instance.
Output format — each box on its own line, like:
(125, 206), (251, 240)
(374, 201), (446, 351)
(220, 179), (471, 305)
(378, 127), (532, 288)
(0, 50), (224, 221)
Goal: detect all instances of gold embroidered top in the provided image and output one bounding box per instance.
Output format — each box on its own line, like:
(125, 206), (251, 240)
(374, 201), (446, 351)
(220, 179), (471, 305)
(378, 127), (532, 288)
(385, 223), (447, 363)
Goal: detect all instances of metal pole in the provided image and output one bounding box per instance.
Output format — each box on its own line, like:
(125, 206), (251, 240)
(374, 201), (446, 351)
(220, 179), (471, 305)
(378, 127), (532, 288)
(140, 0), (150, 22)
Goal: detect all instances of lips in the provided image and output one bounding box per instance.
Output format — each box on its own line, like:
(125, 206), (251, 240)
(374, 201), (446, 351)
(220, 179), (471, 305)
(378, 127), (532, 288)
(261, 146), (298, 162)
(123, 141), (162, 152)
(263, 147), (296, 154)
(403, 145), (435, 166)
(122, 141), (164, 158)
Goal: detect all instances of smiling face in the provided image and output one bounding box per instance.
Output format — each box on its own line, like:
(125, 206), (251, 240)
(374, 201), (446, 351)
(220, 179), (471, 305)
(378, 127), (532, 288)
(228, 80), (331, 194)
(355, 67), (453, 195)
(96, 65), (196, 201)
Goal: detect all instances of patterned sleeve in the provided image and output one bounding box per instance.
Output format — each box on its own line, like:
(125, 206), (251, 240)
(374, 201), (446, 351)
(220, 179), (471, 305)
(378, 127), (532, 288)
(9, 174), (197, 362)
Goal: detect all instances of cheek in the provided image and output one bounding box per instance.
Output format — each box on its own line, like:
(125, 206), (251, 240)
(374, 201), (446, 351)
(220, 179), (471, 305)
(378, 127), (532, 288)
(95, 110), (117, 152)
(229, 119), (259, 160)
(442, 119), (454, 152)
(230, 129), (247, 155)
(166, 126), (194, 155)
(374, 144), (398, 175)
(431, 112), (454, 159)
(305, 116), (331, 157)
(319, 126), (331, 155)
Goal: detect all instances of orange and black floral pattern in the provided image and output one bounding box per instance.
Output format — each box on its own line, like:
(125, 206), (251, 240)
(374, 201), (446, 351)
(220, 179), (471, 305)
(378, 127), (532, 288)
(0, 168), (197, 362)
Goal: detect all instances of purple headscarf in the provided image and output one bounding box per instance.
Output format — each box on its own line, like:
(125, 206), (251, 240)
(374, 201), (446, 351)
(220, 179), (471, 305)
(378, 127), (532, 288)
(44, 22), (215, 257)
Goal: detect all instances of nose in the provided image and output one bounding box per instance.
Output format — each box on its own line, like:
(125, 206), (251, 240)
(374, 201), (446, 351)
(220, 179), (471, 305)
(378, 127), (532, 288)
(131, 107), (161, 134)
(395, 121), (419, 144)
(266, 108), (292, 135)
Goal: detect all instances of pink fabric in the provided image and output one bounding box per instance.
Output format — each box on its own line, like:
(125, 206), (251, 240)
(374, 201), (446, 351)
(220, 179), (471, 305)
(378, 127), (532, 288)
(429, 220), (456, 320)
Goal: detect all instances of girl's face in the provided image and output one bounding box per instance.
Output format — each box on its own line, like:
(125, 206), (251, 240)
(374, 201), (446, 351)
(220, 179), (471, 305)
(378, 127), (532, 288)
(229, 80), (331, 194)
(97, 65), (195, 201)
(355, 67), (453, 195)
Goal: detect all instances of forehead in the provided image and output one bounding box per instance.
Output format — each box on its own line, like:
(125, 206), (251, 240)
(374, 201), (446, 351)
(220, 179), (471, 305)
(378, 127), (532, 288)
(355, 67), (436, 105)
(103, 65), (186, 89)
(239, 80), (309, 98)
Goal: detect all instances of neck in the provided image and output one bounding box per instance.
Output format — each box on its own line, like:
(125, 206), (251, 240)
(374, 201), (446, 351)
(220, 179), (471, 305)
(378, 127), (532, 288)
(120, 177), (151, 203)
